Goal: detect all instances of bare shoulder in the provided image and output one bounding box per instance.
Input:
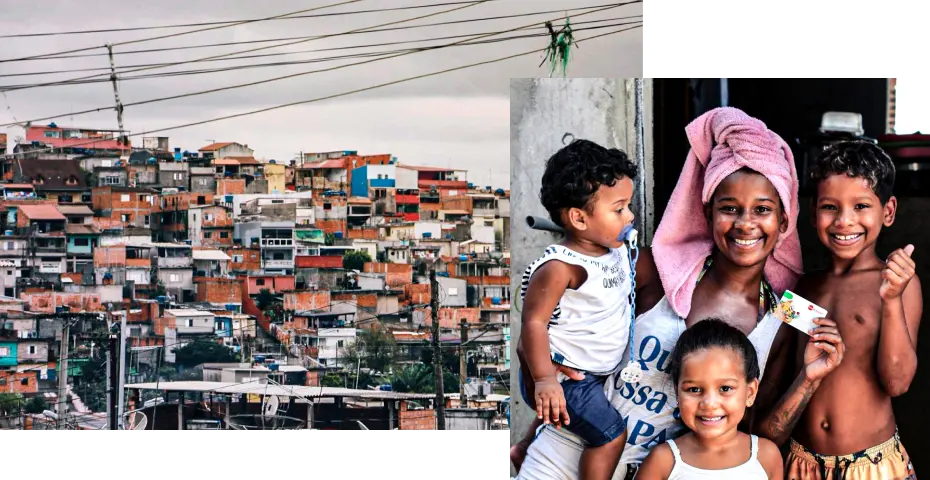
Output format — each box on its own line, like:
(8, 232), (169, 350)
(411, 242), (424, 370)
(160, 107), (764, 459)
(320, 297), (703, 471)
(636, 442), (674, 480)
(634, 246), (664, 313)
(527, 258), (585, 290)
(793, 270), (826, 295)
(756, 436), (784, 479)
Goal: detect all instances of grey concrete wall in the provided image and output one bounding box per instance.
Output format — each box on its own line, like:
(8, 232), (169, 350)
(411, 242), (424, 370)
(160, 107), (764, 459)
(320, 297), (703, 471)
(509, 78), (653, 448)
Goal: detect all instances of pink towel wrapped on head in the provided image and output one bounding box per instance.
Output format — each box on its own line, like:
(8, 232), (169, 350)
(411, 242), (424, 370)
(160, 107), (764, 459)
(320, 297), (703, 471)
(653, 107), (803, 318)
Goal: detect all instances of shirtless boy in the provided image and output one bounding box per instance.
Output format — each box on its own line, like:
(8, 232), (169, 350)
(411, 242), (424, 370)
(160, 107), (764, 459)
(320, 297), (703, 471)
(785, 141), (921, 479)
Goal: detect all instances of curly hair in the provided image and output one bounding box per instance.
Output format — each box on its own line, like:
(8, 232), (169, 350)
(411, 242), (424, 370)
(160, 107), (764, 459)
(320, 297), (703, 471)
(539, 139), (638, 227)
(810, 140), (896, 204)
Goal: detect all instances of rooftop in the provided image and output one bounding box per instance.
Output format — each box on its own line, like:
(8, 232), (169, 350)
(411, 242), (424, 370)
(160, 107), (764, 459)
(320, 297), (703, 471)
(198, 142), (236, 152)
(298, 158), (346, 170)
(57, 205), (94, 216)
(18, 204), (65, 221)
(125, 380), (438, 400)
(192, 249), (231, 261)
(165, 309), (214, 317)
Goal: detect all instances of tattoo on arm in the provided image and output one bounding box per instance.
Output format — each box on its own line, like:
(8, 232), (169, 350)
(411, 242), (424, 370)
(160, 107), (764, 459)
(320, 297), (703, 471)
(767, 380), (815, 440)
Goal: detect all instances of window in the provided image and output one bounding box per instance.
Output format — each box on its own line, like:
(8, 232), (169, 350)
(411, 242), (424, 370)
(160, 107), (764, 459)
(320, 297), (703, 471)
(5, 242), (14, 250)
(65, 176), (78, 186)
(32, 175), (44, 184)
(205, 214), (213, 221)
(197, 196), (206, 205)
(43, 130), (60, 138)
(271, 200), (284, 204)
(232, 255), (243, 262)
(220, 232), (229, 239)
(6, 271), (11, 276)
(0, 346), (8, 356)
(192, 214), (197, 222)
(256, 279), (265, 286)
(144, 216), (150, 226)
(170, 274), (179, 282)
(174, 173), (183, 180)
(187, 319), (194, 328)
(102, 159), (112, 167)
(120, 194), (130, 202)
(21, 377), (28, 386)
(28, 345), (36, 355)
(448, 288), (458, 296)
(204, 232), (212, 238)
(74, 238), (89, 247)
(143, 195), (152, 203)
(199, 179), (207, 186)
(323, 202), (332, 210)
(102, 175), (119, 185)
(121, 214), (130, 222)
(337, 340), (344, 348)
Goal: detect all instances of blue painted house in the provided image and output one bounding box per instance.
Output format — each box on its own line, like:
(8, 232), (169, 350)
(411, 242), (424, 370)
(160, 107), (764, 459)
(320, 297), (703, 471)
(351, 164), (395, 197)
(66, 224), (100, 255)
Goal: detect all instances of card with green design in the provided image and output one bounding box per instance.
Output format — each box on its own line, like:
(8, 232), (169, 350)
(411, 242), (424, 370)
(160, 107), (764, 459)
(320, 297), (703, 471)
(776, 290), (827, 336)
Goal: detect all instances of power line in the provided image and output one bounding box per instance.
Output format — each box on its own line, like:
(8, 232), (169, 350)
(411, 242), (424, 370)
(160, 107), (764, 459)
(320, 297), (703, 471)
(0, 7), (631, 131)
(0, 25), (642, 158)
(0, 21), (638, 92)
(0, 0), (495, 92)
(0, 0), (368, 63)
(0, 1), (506, 39)
(1, 2), (638, 63)
(0, 17), (638, 79)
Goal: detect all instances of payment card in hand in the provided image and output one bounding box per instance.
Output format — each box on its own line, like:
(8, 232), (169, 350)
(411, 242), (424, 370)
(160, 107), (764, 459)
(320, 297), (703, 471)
(775, 290), (827, 336)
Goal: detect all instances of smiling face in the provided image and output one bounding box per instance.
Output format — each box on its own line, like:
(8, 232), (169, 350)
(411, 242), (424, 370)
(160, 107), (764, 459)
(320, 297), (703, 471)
(677, 347), (758, 441)
(707, 169), (787, 268)
(814, 174), (896, 261)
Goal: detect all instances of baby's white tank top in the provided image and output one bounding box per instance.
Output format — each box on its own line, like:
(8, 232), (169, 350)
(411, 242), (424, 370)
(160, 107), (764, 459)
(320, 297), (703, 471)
(520, 244), (633, 374)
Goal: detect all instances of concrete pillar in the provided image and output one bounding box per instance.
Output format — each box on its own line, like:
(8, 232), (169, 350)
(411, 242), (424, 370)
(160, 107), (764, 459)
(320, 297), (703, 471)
(508, 78), (654, 447)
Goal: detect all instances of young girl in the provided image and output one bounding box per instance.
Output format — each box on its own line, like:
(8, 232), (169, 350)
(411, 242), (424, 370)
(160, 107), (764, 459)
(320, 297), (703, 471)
(636, 319), (784, 480)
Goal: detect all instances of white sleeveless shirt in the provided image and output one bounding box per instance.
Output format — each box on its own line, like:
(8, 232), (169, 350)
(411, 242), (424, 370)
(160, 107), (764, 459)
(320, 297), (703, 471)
(607, 296), (782, 465)
(520, 244), (633, 374)
(667, 435), (769, 479)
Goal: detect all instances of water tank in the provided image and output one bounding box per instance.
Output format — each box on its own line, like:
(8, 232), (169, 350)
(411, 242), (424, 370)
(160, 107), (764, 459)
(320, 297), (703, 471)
(254, 355), (266, 363)
(157, 296), (167, 304)
(422, 232), (432, 238)
(334, 232), (343, 239)
(458, 255), (468, 261)
(492, 297), (501, 305)
(269, 363), (280, 371)
(495, 188), (505, 195)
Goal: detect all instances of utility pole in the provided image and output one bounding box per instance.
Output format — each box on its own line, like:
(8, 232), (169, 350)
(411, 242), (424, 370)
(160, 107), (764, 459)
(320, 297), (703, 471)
(108, 333), (118, 430)
(105, 44), (127, 147)
(459, 319), (468, 408)
(105, 347), (112, 430)
(116, 308), (127, 429)
(57, 321), (70, 419)
(429, 267), (445, 430)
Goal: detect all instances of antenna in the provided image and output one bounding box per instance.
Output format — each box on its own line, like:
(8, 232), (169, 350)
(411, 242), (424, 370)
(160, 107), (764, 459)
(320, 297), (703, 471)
(261, 395), (279, 417)
(125, 410), (148, 430)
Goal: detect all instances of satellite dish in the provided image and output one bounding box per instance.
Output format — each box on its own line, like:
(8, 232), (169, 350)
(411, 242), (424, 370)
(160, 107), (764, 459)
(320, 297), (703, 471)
(261, 395), (279, 417)
(126, 411), (148, 430)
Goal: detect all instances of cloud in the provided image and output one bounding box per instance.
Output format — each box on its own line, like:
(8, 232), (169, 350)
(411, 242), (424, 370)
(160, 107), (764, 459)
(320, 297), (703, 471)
(0, 0), (642, 187)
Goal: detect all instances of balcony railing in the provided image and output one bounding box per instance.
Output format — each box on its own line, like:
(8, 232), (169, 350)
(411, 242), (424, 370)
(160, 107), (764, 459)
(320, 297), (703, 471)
(263, 259), (294, 268)
(261, 238), (293, 248)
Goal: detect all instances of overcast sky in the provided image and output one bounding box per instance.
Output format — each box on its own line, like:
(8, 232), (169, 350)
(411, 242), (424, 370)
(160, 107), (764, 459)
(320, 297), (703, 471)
(0, 0), (642, 188)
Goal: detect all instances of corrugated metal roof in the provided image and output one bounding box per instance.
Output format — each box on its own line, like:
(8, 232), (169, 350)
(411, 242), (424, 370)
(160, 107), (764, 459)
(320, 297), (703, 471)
(124, 380), (439, 400)
(57, 205), (94, 216)
(192, 249), (231, 261)
(165, 309), (214, 317)
(299, 159), (346, 170)
(199, 142), (235, 151)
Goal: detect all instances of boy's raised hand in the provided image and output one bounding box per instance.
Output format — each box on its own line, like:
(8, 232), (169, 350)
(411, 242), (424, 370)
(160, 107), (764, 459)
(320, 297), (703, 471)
(880, 244), (916, 301)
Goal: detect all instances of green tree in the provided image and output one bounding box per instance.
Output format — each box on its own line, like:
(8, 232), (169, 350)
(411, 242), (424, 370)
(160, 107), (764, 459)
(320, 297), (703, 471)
(173, 341), (237, 369)
(256, 288), (275, 311)
(24, 396), (48, 414)
(324, 233), (335, 246)
(0, 392), (24, 416)
(345, 328), (396, 374)
(391, 364), (458, 394)
(342, 250), (372, 271)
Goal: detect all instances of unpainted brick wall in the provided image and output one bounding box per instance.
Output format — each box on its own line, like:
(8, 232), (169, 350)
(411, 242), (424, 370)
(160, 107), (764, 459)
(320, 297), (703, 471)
(398, 402), (436, 430)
